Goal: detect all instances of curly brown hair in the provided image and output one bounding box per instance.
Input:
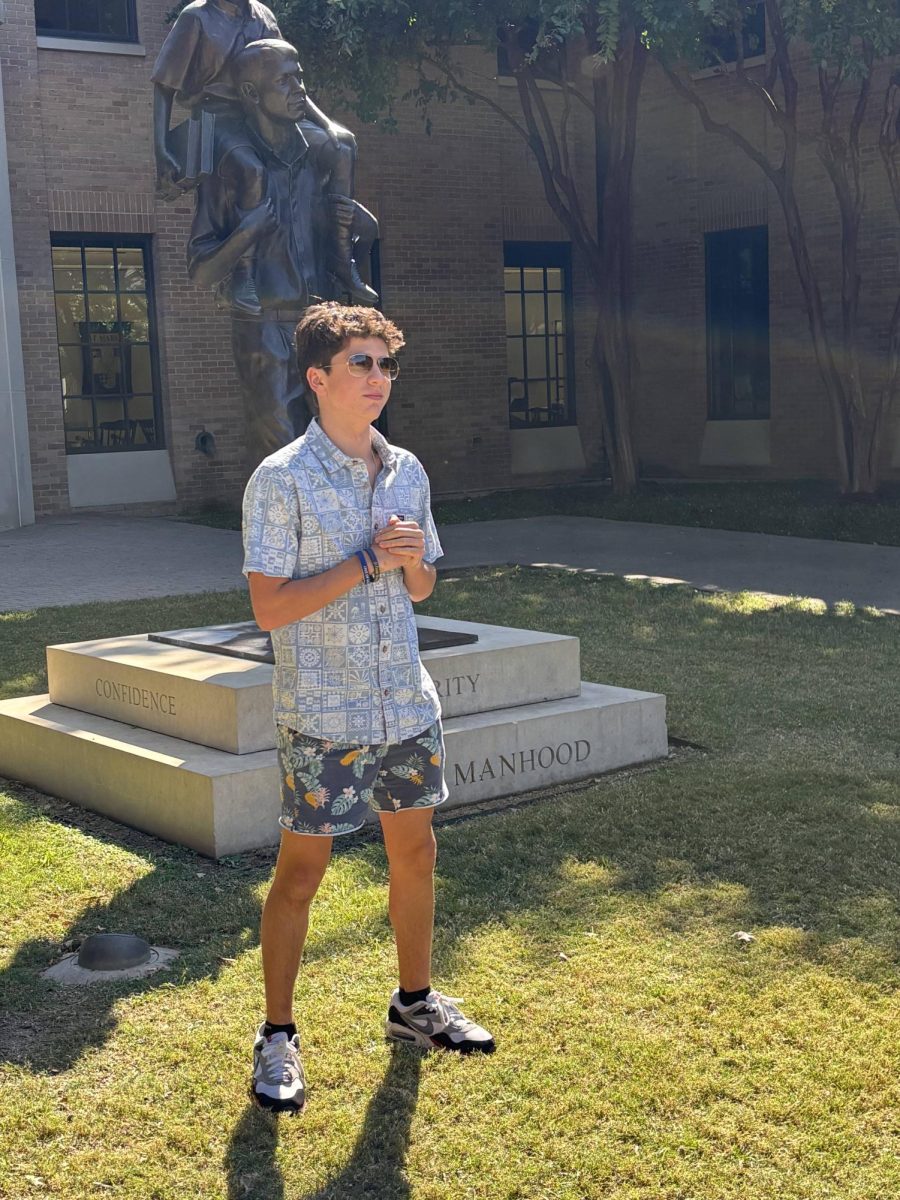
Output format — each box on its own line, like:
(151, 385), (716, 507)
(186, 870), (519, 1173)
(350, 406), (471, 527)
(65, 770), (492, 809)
(294, 303), (405, 384)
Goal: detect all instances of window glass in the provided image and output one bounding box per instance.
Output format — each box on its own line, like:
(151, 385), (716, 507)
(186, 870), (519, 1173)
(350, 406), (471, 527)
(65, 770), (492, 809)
(34, 0), (137, 43)
(52, 237), (162, 453)
(504, 292), (522, 338)
(705, 226), (770, 420)
(504, 243), (575, 429)
(56, 294), (85, 342)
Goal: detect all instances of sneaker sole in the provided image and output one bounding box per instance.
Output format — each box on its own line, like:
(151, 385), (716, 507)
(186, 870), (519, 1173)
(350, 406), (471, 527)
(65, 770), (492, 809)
(384, 1021), (496, 1055)
(249, 1085), (306, 1116)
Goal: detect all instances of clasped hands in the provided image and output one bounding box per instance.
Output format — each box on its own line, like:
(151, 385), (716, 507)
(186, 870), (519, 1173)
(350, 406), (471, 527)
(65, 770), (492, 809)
(371, 516), (426, 573)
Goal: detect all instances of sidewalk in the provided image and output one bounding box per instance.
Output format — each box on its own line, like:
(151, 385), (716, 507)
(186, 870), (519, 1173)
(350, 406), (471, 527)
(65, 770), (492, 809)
(2, 514), (898, 614)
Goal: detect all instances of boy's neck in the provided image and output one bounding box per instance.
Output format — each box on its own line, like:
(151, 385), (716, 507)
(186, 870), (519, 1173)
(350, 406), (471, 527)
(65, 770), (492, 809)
(317, 414), (376, 463)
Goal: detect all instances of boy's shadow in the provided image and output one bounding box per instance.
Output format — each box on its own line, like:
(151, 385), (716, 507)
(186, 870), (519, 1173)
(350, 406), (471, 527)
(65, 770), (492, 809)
(226, 1043), (422, 1200)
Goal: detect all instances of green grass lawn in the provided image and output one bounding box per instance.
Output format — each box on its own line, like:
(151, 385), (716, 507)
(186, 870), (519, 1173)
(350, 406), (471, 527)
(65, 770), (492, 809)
(180, 479), (900, 546)
(1, 571), (898, 1199)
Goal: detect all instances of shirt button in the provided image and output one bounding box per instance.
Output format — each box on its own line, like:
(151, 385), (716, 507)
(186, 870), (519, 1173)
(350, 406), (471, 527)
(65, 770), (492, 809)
(378, 605), (386, 614)
(383, 688), (389, 696)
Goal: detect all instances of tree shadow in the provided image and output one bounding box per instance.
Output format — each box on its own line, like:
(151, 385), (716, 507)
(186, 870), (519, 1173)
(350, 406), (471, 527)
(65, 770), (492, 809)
(0, 779), (274, 1073)
(224, 1044), (421, 1200)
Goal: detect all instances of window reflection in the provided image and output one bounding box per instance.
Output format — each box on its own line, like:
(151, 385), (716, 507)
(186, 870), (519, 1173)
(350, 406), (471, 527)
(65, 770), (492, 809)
(505, 246), (574, 429)
(52, 239), (161, 453)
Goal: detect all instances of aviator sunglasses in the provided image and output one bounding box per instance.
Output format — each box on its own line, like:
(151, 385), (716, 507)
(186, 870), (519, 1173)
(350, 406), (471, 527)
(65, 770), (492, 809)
(320, 352), (400, 380)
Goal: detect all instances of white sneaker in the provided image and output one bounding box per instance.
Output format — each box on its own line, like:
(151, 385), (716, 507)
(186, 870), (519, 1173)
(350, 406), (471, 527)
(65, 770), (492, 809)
(385, 990), (495, 1054)
(250, 1024), (306, 1114)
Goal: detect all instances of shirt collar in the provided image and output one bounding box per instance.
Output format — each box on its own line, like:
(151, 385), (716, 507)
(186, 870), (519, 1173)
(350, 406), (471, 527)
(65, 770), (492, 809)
(246, 121), (309, 167)
(306, 418), (398, 475)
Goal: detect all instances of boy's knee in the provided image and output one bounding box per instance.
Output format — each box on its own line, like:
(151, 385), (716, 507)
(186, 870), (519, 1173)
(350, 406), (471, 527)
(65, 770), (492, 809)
(274, 858), (329, 905)
(393, 831), (437, 878)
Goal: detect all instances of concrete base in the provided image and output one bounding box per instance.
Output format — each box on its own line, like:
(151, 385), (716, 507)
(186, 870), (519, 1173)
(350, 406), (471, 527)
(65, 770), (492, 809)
(46, 617), (582, 753)
(699, 420), (771, 467)
(67, 450), (177, 508)
(511, 426), (587, 475)
(0, 682), (667, 858)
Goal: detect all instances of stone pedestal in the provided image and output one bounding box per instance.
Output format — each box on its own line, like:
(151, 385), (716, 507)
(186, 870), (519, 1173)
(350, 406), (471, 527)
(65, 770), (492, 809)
(0, 616), (667, 857)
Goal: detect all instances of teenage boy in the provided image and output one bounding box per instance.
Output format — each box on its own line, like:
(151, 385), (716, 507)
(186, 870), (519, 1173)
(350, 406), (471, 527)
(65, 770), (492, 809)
(241, 302), (495, 1114)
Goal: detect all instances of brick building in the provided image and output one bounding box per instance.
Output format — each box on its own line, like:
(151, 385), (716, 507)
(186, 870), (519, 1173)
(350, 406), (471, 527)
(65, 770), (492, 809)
(1, 3), (898, 530)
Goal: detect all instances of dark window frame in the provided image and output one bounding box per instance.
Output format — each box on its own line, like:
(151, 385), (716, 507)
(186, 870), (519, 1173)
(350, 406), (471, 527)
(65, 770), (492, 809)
(705, 225), (771, 421)
(51, 232), (166, 454)
(35, 0), (139, 44)
(504, 241), (576, 430)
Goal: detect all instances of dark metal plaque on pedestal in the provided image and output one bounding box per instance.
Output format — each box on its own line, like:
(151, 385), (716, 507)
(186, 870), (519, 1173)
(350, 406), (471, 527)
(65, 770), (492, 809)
(148, 621), (477, 664)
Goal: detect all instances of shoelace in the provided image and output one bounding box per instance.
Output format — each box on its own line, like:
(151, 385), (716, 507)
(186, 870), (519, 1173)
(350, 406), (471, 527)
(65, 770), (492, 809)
(424, 993), (475, 1031)
(260, 1036), (301, 1084)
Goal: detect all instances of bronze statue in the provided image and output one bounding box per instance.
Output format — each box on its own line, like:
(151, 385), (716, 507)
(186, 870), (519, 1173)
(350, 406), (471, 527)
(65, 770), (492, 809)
(152, 2), (378, 462)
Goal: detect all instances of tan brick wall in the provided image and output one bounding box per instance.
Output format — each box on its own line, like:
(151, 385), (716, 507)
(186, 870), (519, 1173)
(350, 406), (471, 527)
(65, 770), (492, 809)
(14, 8), (896, 516)
(633, 53), (900, 482)
(5, 11), (600, 515)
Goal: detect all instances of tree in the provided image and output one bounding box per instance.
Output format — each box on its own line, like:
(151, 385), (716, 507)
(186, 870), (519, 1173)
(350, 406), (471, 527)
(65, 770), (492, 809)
(660, 0), (900, 498)
(274, 2), (655, 495)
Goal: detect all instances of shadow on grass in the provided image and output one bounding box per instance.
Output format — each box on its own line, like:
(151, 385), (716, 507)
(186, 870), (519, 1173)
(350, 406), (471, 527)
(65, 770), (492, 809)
(225, 1043), (422, 1200)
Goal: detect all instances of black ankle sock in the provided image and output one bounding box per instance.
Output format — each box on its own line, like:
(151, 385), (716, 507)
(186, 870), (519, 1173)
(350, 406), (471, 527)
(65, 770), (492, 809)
(263, 1021), (296, 1040)
(398, 986), (431, 1007)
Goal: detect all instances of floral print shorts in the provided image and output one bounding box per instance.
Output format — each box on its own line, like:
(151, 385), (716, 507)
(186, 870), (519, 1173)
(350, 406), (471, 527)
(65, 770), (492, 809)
(275, 720), (448, 836)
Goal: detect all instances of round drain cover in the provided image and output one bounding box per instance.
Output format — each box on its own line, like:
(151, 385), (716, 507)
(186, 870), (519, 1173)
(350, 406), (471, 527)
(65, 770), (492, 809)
(77, 934), (152, 971)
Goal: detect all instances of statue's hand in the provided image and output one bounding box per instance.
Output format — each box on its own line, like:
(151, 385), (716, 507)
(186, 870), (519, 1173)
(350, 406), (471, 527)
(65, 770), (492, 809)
(156, 149), (183, 201)
(240, 197), (278, 242)
(325, 121), (343, 150)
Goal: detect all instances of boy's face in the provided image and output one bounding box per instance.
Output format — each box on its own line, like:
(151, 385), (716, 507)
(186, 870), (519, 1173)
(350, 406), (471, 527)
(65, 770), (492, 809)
(309, 336), (393, 427)
(246, 53), (307, 123)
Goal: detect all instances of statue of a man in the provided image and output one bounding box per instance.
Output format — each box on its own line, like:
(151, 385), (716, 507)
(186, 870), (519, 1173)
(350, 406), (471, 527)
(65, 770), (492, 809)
(187, 39), (362, 462)
(152, 0), (377, 313)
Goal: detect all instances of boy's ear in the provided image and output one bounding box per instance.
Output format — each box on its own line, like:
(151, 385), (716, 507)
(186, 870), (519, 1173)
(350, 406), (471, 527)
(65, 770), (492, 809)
(239, 80), (260, 106)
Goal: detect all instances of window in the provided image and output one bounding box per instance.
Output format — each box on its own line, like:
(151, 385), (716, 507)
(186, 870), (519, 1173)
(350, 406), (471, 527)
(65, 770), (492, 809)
(702, 2), (766, 68)
(52, 236), (164, 453)
(504, 243), (574, 429)
(497, 21), (563, 81)
(35, 0), (138, 43)
(705, 226), (770, 420)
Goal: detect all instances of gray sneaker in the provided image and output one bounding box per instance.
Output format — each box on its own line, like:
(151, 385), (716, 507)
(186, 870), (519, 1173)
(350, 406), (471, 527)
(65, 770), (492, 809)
(250, 1024), (306, 1114)
(385, 990), (495, 1054)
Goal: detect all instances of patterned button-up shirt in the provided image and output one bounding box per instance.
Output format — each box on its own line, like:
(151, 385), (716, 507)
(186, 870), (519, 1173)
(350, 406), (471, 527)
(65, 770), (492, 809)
(242, 419), (443, 744)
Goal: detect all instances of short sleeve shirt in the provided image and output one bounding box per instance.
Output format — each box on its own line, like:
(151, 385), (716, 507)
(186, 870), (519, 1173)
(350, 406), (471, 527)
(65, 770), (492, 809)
(242, 419), (443, 744)
(151, 0), (281, 107)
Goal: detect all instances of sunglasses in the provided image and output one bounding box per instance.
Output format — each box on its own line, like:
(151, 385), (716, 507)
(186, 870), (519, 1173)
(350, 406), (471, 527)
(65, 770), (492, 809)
(320, 353), (400, 381)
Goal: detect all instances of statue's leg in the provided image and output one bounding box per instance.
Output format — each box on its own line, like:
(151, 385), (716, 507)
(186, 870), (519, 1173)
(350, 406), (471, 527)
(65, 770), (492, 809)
(307, 127), (378, 306)
(232, 318), (302, 469)
(350, 202), (379, 273)
(224, 145), (266, 317)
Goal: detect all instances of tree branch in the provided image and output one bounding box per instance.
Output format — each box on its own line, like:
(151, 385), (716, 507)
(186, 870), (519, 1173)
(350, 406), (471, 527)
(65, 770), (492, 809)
(418, 53), (530, 145)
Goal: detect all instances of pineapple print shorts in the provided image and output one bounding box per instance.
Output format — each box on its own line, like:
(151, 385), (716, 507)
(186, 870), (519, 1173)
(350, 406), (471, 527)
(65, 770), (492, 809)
(275, 719), (448, 837)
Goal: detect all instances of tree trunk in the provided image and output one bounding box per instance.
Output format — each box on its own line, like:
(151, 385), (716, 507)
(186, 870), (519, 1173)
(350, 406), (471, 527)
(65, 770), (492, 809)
(592, 27), (646, 495)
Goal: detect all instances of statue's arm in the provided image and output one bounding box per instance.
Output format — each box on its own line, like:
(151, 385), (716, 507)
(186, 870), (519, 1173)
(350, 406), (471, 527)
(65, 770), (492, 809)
(187, 158), (276, 288)
(153, 85), (176, 166)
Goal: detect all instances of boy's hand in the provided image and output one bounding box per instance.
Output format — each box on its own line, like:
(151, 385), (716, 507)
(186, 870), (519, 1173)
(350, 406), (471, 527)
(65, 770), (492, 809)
(373, 516), (426, 569)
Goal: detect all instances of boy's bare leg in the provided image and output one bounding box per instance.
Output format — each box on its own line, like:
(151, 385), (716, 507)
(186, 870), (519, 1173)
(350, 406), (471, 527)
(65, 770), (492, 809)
(260, 830), (333, 1023)
(379, 807), (437, 992)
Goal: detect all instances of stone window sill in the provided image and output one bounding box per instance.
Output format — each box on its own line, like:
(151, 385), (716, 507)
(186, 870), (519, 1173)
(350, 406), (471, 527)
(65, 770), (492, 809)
(691, 55), (767, 81)
(36, 36), (146, 57)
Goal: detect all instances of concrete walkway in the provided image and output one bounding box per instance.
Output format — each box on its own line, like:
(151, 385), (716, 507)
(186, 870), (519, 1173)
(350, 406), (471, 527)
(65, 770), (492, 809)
(2, 514), (898, 614)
